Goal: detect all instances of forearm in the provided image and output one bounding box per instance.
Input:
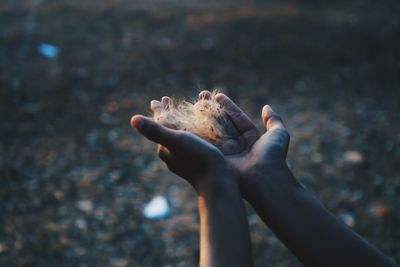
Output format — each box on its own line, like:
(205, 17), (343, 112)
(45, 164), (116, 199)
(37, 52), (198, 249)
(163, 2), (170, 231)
(198, 180), (254, 267)
(243, 164), (396, 267)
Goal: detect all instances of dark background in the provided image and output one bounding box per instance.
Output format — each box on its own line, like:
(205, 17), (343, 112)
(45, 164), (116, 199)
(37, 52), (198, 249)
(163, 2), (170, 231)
(1, 0), (400, 266)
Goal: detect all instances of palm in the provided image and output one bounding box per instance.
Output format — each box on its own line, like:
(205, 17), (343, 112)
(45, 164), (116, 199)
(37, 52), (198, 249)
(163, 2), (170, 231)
(199, 91), (289, 177)
(150, 91), (289, 185)
(147, 95), (238, 190)
(218, 118), (287, 174)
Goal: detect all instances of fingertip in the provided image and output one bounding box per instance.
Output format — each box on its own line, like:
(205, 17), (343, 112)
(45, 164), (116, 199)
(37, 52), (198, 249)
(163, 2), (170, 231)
(150, 100), (162, 113)
(161, 96), (171, 103)
(130, 115), (146, 131)
(151, 100), (160, 106)
(262, 104), (272, 117)
(214, 92), (228, 104)
(262, 104), (273, 112)
(261, 105), (286, 131)
(199, 90), (211, 100)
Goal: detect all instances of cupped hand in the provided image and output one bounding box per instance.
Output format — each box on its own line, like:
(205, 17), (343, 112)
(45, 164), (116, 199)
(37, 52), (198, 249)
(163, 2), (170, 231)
(198, 91), (290, 197)
(130, 96), (238, 193)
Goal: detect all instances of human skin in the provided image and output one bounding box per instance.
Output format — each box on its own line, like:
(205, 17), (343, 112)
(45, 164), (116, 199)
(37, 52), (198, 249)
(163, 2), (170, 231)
(130, 98), (254, 267)
(195, 90), (397, 267)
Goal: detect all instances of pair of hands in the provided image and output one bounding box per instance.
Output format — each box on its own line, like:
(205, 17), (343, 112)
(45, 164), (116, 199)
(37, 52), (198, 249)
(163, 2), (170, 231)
(131, 91), (398, 267)
(130, 90), (290, 196)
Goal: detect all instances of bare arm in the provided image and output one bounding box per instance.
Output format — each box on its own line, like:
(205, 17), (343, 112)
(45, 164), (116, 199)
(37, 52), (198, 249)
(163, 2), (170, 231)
(131, 97), (253, 267)
(198, 91), (397, 267)
(198, 178), (253, 267)
(244, 163), (395, 267)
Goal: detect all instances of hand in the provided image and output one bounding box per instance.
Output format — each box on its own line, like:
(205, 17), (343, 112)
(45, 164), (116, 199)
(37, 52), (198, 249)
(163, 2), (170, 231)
(180, 92), (396, 267)
(131, 97), (254, 267)
(130, 96), (238, 193)
(198, 91), (291, 198)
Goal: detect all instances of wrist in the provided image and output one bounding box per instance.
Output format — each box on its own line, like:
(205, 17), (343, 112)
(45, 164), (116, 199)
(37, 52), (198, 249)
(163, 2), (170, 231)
(191, 160), (239, 194)
(197, 172), (243, 215)
(196, 168), (240, 198)
(240, 161), (301, 201)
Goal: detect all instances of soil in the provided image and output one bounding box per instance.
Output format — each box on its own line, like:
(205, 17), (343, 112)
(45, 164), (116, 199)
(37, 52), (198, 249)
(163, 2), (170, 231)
(1, 0), (400, 266)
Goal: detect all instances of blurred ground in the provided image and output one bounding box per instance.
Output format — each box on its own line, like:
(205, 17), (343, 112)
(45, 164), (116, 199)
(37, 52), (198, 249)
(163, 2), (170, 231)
(1, 0), (400, 266)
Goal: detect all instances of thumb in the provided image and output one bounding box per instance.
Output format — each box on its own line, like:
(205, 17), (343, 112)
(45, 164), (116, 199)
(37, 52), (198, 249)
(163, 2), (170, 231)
(261, 105), (286, 131)
(260, 105), (290, 155)
(131, 115), (180, 150)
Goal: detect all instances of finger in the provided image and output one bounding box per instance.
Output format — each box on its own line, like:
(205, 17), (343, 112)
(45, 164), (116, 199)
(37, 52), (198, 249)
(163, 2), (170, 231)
(261, 105), (286, 131)
(198, 90), (211, 100)
(161, 96), (172, 109)
(131, 115), (181, 150)
(215, 93), (260, 142)
(260, 105), (290, 154)
(150, 100), (162, 114)
(157, 145), (182, 174)
(157, 145), (175, 164)
(215, 93), (258, 133)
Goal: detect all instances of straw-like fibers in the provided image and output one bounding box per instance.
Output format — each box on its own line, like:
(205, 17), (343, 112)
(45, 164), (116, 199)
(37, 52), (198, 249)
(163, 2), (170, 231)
(153, 91), (228, 145)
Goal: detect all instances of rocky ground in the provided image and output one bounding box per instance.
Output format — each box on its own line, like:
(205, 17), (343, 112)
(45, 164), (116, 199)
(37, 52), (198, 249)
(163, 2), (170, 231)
(1, 0), (400, 266)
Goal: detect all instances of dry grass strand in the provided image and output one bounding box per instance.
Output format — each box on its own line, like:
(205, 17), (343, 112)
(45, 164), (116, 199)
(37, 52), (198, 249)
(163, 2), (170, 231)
(153, 91), (228, 144)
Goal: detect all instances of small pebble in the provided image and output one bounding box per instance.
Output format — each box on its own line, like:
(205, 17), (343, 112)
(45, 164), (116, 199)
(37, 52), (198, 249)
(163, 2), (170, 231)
(143, 196), (170, 219)
(370, 203), (389, 219)
(343, 150), (363, 164)
(76, 200), (94, 213)
(0, 243), (8, 253)
(75, 218), (88, 230)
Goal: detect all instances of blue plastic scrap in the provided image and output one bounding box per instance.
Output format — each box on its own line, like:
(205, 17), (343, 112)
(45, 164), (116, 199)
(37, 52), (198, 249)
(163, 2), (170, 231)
(38, 43), (59, 58)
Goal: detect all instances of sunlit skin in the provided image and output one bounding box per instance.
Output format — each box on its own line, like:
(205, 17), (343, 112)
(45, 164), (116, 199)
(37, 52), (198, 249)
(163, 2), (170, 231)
(131, 98), (253, 267)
